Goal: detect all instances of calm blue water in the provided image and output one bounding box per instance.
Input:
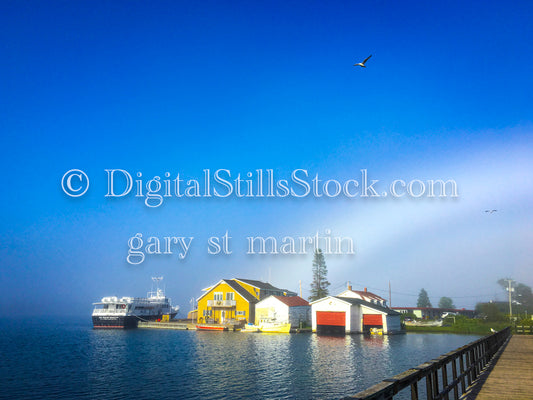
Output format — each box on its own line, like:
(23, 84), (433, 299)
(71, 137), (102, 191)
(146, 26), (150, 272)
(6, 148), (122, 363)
(0, 317), (481, 400)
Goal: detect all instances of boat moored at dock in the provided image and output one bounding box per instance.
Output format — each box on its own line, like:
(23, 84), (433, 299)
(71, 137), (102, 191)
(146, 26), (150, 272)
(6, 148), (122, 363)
(241, 323), (261, 333)
(258, 319), (291, 333)
(195, 324), (229, 331)
(92, 277), (179, 329)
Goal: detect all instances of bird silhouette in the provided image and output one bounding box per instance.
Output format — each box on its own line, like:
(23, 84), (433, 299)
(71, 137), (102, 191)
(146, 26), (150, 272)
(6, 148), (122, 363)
(354, 55), (372, 68)
(484, 210), (498, 214)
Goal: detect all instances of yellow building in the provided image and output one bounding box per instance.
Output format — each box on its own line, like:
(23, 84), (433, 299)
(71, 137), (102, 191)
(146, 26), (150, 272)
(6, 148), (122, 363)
(196, 278), (296, 324)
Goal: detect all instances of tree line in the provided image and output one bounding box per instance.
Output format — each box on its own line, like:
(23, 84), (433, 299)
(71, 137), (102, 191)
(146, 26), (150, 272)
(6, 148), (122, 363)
(307, 249), (533, 323)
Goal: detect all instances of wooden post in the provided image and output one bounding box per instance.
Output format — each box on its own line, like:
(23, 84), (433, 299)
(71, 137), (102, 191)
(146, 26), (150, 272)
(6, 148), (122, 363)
(410, 381), (419, 400)
(451, 358), (459, 400)
(426, 372), (434, 400)
(465, 351), (472, 387)
(459, 353), (466, 393)
(442, 362), (449, 400)
(432, 368), (439, 398)
(469, 349), (476, 382)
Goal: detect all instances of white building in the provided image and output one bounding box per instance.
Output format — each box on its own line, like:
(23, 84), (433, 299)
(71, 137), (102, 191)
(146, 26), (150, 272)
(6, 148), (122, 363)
(337, 286), (388, 307)
(311, 295), (401, 335)
(254, 295), (310, 327)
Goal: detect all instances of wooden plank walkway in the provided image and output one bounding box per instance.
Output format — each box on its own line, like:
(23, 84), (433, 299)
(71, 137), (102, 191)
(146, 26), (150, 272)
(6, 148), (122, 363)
(469, 335), (533, 400)
(138, 321), (194, 330)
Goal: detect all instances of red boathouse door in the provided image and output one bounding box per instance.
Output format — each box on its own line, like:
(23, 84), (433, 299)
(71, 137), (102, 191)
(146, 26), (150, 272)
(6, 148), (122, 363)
(363, 314), (383, 332)
(316, 311), (345, 335)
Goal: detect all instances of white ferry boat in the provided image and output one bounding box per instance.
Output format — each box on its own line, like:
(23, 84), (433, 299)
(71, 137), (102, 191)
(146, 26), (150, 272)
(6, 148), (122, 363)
(92, 277), (180, 329)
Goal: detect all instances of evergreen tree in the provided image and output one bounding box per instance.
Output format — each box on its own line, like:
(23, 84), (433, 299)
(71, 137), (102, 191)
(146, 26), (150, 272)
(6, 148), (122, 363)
(417, 288), (432, 308)
(438, 296), (455, 309)
(309, 249), (330, 302)
(475, 302), (506, 322)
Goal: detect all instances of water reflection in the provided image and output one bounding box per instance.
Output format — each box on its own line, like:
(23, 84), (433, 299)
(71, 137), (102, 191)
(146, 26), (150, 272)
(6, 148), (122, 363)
(0, 318), (482, 400)
(192, 332), (299, 399)
(305, 334), (395, 397)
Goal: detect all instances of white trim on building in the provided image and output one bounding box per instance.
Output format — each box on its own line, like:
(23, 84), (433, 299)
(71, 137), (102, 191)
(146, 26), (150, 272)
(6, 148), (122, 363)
(311, 296), (401, 334)
(254, 295), (310, 327)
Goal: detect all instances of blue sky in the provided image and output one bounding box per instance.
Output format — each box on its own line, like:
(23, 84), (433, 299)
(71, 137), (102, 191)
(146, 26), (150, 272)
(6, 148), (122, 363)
(1, 1), (532, 316)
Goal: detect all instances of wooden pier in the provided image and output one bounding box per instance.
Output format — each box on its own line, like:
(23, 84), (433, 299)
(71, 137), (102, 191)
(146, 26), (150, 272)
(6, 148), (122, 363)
(138, 320), (244, 331)
(138, 321), (195, 330)
(465, 335), (533, 400)
(342, 328), (512, 400)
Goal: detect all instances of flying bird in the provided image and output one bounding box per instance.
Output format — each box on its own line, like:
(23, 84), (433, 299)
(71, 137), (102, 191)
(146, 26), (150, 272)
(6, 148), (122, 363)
(354, 54), (372, 68)
(484, 210), (498, 214)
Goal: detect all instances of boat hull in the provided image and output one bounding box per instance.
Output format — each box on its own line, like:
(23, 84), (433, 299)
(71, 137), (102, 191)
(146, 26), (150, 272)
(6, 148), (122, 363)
(241, 324), (261, 333)
(92, 312), (178, 329)
(196, 324), (228, 331)
(92, 315), (139, 329)
(259, 323), (291, 333)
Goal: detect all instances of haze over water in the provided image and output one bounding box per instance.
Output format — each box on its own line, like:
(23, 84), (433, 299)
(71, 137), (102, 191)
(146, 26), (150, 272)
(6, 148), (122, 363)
(0, 318), (480, 400)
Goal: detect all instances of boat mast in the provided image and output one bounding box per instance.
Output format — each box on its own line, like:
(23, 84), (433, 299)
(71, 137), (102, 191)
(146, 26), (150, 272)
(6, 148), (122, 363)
(151, 276), (163, 298)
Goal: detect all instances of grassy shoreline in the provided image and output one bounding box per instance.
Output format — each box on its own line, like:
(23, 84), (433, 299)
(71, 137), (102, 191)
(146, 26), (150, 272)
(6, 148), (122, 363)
(404, 321), (510, 335)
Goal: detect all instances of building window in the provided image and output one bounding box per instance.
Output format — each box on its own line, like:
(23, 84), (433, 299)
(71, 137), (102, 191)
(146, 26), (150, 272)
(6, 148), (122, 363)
(226, 292), (234, 301)
(236, 311), (246, 316)
(213, 292), (223, 301)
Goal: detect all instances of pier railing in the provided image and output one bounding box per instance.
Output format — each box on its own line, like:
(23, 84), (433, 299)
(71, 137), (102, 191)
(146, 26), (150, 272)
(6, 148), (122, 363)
(515, 325), (532, 335)
(342, 327), (511, 400)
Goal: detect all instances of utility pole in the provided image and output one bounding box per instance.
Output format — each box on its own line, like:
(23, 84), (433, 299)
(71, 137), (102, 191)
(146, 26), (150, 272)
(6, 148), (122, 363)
(504, 279), (514, 322)
(389, 281), (392, 308)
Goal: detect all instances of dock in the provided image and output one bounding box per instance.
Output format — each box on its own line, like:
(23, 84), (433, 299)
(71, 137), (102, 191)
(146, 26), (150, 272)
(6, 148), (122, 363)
(342, 328), (512, 400)
(138, 320), (245, 331)
(465, 335), (533, 400)
(138, 321), (195, 330)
